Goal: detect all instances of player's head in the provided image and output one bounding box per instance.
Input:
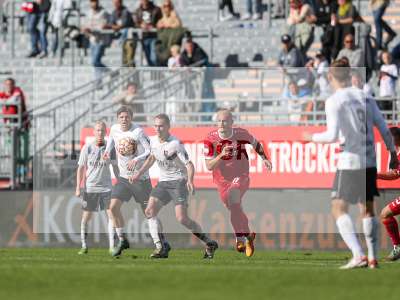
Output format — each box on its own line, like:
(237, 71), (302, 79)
(154, 113), (170, 139)
(117, 106), (133, 131)
(216, 109), (234, 135)
(94, 120), (106, 145)
(328, 59), (351, 90)
(390, 127), (400, 147)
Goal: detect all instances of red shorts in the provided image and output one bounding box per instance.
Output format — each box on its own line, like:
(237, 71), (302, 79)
(216, 175), (250, 207)
(389, 197), (400, 215)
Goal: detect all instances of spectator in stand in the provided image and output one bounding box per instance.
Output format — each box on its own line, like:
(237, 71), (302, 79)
(241, 0), (262, 20)
(351, 70), (374, 98)
(82, 0), (110, 82)
(314, 0), (337, 61)
(287, 0), (317, 56)
(278, 34), (305, 68)
(106, 0), (134, 42)
(331, 0), (363, 59)
(180, 36), (209, 67)
(168, 44), (182, 68)
(134, 0), (162, 66)
(112, 82), (145, 122)
(312, 51), (331, 97)
(218, 0), (236, 21)
(371, 0), (396, 50)
(378, 50), (398, 114)
(157, 0), (182, 29)
(49, 0), (73, 57)
(282, 80), (310, 123)
(272, 0), (286, 19)
(26, 0), (51, 58)
(337, 33), (365, 67)
(0, 78), (27, 128)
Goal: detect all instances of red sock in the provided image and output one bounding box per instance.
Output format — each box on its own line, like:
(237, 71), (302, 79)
(383, 216), (400, 246)
(229, 203), (250, 238)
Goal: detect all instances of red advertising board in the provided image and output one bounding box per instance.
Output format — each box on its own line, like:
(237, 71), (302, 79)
(80, 126), (397, 189)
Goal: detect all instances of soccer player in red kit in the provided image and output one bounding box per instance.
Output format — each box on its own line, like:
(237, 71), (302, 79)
(380, 127), (400, 261)
(204, 109), (272, 257)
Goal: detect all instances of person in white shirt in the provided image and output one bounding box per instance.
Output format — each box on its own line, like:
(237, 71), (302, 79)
(103, 106), (169, 257)
(167, 44), (181, 68)
(379, 51), (398, 116)
(131, 114), (218, 259)
(304, 59), (399, 269)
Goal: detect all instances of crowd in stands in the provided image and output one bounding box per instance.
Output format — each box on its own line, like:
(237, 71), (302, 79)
(1, 0), (400, 123)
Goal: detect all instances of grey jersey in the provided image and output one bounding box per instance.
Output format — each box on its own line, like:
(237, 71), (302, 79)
(150, 135), (190, 182)
(106, 123), (151, 180)
(78, 142), (116, 193)
(312, 87), (395, 169)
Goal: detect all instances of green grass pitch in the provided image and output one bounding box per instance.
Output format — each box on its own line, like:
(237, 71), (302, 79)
(0, 248), (399, 300)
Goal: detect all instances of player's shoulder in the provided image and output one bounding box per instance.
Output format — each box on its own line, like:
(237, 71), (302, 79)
(234, 127), (253, 139)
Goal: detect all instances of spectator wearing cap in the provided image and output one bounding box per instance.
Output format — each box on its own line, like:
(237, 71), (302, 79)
(241, 0), (262, 20)
(157, 0), (182, 29)
(180, 36), (209, 67)
(287, 0), (317, 56)
(82, 0), (110, 81)
(134, 0), (162, 66)
(278, 34), (305, 69)
(26, 0), (51, 58)
(337, 33), (364, 67)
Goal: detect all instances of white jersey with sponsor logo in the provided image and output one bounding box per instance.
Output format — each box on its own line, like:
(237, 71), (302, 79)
(150, 135), (190, 182)
(312, 87), (395, 170)
(106, 123), (151, 180)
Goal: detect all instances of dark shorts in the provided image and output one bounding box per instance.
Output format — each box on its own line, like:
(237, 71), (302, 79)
(150, 179), (189, 206)
(111, 177), (152, 210)
(331, 167), (379, 204)
(82, 191), (111, 212)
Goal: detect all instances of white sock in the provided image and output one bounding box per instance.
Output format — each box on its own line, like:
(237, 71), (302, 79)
(81, 221), (88, 249)
(336, 214), (364, 259)
(108, 220), (115, 249)
(115, 227), (125, 241)
(363, 217), (378, 261)
(148, 217), (163, 250)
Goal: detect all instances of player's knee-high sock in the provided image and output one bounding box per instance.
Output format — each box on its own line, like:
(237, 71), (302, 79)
(362, 217), (378, 261)
(115, 227), (125, 241)
(229, 203), (250, 238)
(382, 216), (400, 247)
(108, 220), (115, 249)
(148, 217), (163, 250)
(336, 214), (365, 259)
(185, 219), (211, 244)
(81, 221), (88, 249)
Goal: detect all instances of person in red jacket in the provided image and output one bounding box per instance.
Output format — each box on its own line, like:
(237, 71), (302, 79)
(0, 78), (27, 127)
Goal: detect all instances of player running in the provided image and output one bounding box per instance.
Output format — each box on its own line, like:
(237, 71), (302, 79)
(303, 59), (399, 269)
(203, 109), (272, 257)
(76, 120), (119, 255)
(131, 114), (218, 259)
(380, 127), (400, 261)
(104, 106), (169, 257)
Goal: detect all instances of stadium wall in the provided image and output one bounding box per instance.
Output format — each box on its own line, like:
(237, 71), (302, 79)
(2, 190), (399, 251)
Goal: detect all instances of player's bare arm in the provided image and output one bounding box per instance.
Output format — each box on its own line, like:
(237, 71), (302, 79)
(186, 161), (195, 195)
(75, 165), (85, 197)
(378, 170), (400, 181)
(205, 145), (233, 171)
(252, 139), (272, 171)
(129, 154), (156, 183)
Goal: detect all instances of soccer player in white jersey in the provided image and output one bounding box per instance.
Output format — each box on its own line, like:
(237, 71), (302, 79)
(304, 59), (399, 269)
(131, 114), (219, 259)
(104, 106), (169, 257)
(76, 121), (119, 254)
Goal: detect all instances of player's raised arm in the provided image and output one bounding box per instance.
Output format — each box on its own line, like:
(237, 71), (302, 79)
(104, 126), (115, 159)
(133, 128), (151, 161)
(378, 170), (400, 180)
(370, 98), (398, 169)
(310, 99), (340, 143)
